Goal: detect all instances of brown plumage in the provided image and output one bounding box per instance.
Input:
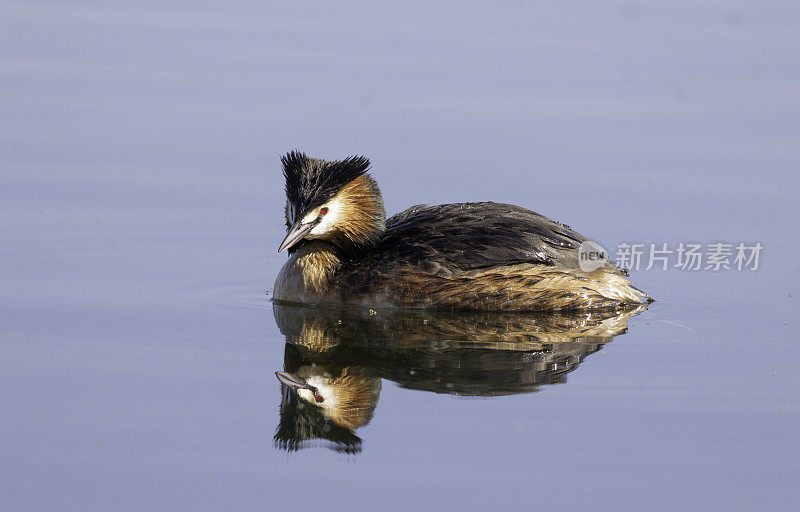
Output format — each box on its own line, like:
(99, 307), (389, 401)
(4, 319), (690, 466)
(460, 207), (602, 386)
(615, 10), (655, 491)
(273, 151), (652, 311)
(272, 303), (647, 452)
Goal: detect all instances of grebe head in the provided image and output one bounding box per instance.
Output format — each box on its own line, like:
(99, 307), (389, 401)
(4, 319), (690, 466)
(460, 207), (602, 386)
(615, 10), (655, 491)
(278, 151), (386, 257)
(274, 367), (381, 453)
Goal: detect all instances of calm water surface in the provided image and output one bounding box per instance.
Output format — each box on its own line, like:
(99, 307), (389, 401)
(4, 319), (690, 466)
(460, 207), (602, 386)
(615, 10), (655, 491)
(2, 1), (799, 510)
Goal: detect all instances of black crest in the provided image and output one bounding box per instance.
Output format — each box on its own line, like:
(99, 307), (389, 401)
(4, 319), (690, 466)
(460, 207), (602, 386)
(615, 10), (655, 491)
(281, 150), (371, 223)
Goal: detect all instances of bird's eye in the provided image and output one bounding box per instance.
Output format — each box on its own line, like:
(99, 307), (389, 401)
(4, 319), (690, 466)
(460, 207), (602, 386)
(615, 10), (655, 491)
(319, 207), (328, 216)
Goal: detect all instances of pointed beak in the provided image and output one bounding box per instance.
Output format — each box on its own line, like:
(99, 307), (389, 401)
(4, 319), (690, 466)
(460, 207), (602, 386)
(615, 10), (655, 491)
(275, 372), (324, 403)
(276, 371), (310, 390)
(278, 220), (314, 253)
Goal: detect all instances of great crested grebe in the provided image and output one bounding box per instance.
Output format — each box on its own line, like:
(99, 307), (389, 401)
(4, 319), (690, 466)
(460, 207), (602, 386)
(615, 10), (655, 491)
(273, 151), (651, 310)
(272, 304), (646, 452)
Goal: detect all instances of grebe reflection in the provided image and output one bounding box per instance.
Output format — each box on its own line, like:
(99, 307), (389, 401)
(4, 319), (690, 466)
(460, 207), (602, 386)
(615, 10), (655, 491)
(273, 303), (647, 453)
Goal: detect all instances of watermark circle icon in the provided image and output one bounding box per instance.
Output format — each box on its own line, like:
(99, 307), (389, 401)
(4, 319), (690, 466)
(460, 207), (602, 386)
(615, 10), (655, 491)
(578, 240), (609, 272)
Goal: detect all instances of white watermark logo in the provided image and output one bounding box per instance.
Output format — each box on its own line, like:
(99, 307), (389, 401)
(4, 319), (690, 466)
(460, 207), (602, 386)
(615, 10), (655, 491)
(578, 240), (609, 272)
(614, 242), (763, 271)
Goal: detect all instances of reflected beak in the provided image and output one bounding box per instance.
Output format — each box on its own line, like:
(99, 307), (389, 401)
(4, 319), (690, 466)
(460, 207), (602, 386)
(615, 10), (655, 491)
(276, 371), (311, 390)
(278, 220), (314, 252)
(275, 371), (325, 403)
